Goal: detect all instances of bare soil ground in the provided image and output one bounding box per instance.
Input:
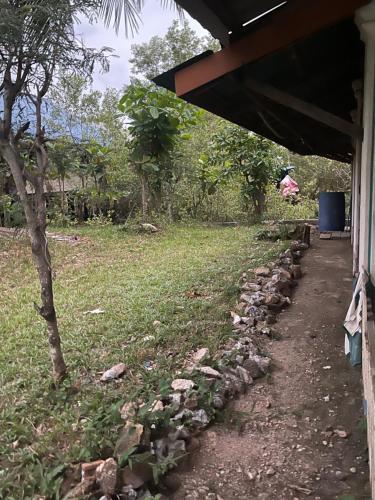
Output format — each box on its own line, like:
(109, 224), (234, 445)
(171, 236), (371, 500)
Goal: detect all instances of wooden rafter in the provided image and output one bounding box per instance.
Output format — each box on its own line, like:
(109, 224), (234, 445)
(243, 77), (362, 138)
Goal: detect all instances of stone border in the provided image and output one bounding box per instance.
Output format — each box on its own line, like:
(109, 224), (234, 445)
(63, 239), (309, 500)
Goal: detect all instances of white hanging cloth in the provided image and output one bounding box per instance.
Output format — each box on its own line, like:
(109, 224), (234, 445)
(344, 269), (368, 355)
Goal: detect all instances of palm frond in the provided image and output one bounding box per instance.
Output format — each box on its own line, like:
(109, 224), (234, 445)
(99, 0), (182, 35)
(99, 0), (144, 36)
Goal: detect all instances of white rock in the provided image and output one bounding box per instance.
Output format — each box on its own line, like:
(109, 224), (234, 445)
(192, 347), (210, 364)
(197, 366), (221, 378)
(120, 401), (137, 420)
(192, 409), (210, 427)
(100, 363), (126, 382)
(151, 400), (164, 412)
(334, 429), (348, 438)
(84, 308), (105, 315)
(236, 365), (253, 384)
(140, 223), (158, 232)
(171, 379), (195, 391)
(231, 311), (242, 325)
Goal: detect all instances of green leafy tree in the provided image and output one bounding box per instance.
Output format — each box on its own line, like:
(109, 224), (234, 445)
(119, 83), (198, 218)
(204, 123), (281, 218)
(129, 19), (219, 80)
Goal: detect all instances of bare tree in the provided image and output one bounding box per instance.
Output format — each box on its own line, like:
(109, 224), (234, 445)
(0, 0), (180, 381)
(0, 1), (110, 381)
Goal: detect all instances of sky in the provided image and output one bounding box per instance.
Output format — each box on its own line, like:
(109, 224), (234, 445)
(77, 0), (208, 91)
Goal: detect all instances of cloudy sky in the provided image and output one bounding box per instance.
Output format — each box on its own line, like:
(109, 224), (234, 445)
(77, 0), (208, 91)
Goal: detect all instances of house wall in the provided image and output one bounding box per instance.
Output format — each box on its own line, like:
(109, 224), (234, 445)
(355, 1), (375, 495)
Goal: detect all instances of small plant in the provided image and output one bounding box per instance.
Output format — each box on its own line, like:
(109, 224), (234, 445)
(86, 211), (114, 226)
(151, 453), (179, 484)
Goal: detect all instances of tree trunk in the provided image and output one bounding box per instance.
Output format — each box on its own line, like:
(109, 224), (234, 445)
(252, 190), (266, 217)
(1, 144), (67, 382)
(61, 177), (66, 215)
(141, 173), (150, 221)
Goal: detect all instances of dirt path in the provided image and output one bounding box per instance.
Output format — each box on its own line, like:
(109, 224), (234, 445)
(171, 237), (371, 500)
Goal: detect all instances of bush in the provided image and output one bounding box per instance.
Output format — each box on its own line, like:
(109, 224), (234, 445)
(264, 185), (318, 221)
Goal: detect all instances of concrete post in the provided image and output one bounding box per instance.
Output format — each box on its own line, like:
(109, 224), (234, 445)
(351, 81), (363, 276)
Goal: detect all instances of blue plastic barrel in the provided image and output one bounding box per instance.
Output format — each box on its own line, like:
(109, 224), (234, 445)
(319, 192), (346, 232)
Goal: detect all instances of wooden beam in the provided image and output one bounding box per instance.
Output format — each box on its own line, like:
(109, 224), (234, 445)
(175, 0), (368, 97)
(243, 77), (362, 138)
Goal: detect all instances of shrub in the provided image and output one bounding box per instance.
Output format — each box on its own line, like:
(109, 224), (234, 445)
(264, 185), (318, 221)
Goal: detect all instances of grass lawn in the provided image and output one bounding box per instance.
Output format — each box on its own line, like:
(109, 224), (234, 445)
(0, 223), (284, 498)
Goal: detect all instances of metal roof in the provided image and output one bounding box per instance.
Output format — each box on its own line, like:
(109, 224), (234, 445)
(177, 0), (291, 46)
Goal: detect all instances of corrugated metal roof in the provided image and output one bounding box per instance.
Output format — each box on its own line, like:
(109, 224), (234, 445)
(176, 0), (292, 45)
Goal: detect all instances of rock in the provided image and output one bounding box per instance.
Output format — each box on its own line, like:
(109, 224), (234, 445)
(168, 426), (191, 441)
(171, 379), (195, 391)
(100, 363), (126, 382)
(254, 266), (271, 277)
(81, 460), (104, 481)
(242, 282), (262, 292)
(168, 392), (182, 410)
(122, 467), (146, 489)
(246, 470), (256, 481)
(213, 394), (225, 409)
(236, 365), (253, 385)
(265, 293), (281, 305)
(140, 223), (158, 233)
(121, 485), (138, 498)
(151, 400), (164, 412)
(192, 347), (210, 364)
(162, 473), (182, 492)
(143, 334), (155, 342)
(171, 409), (193, 422)
(350, 467), (357, 474)
(291, 264), (302, 279)
(197, 366), (221, 378)
(63, 479), (96, 499)
(121, 460), (153, 489)
(235, 354), (245, 365)
(114, 422), (144, 459)
(186, 437), (201, 452)
(192, 409), (210, 427)
(184, 394), (199, 410)
(335, 470), (349, 481)
(154, 438), (169, 459)
(231, 311), (242, 325)
(334, 429), (349, 438)
(243, 355), (270, 379)
(96, 458), (118, 496)
(168, 439), (186, 458)
(120, 402), (137, 420)
(223, 373), (245, 396)
(266, 467), (275, 476)
(266, 313), (277, 325)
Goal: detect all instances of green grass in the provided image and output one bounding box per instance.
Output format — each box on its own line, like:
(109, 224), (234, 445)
(0, 223), (284, 498)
